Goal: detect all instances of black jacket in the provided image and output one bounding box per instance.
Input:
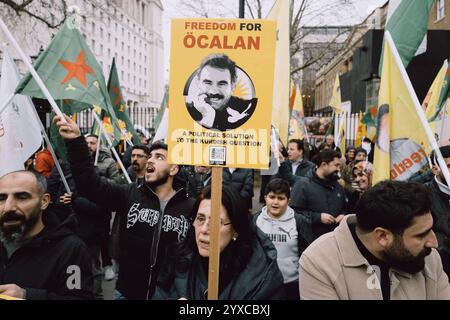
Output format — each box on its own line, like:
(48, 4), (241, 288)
(425, 178), (450, 276)
(0, 206), (93, 300)
(221, 168), (254, 209)
(66, 136), (195, 299)
(152, 228), (285, 300)
(276, 159), (315, 187)
(289, 171), (348, 240)
(47, 161), (111, 245)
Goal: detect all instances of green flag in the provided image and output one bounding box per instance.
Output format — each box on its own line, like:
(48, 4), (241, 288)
(429, 60), (450, 121)
(15, 17), (121, 145)
(107, 58), (140, 145)
(153, 90), (168, 131)
(379, 0), (433, 75)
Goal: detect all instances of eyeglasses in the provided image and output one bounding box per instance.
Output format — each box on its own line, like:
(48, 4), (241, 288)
(194, 215), (232, 228)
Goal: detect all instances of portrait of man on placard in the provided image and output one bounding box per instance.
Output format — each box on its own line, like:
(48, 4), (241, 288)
(184, 53), (258, 131)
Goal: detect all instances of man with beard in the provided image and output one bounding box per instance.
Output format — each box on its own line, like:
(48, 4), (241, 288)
(0, 171), (93, 299)
(186, 54), (257, 131)
(127, 145), (150, 181)
(425, 146), (450, 278)
(53, 115), (195, 300)
(299, 181), (450, 300)
(290, 149), (348, 240)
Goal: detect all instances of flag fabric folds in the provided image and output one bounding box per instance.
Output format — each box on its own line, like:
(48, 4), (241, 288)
(268, 0), (290, 146)
(153, 91), (169, 142)
(15, 18), (121, 144)
(373, 32), (431, 184)
(0, 47), (42, 177)
(355, 111), (366, 148)
(383, 0), (434, 69)
(329, 73), (342, 113)
(289, 80), (307, 140)
(105, 58), (140, 145)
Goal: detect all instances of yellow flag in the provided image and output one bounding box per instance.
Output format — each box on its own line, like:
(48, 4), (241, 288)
(423, 60), (448, 133)
(329, 73), (342, 113)
(268, 0), (290, 145)
(355, 111), (366, 147)
(336, 117), (346, 152)
(289, 79), (306, 140)
(373, 32), (431, 184)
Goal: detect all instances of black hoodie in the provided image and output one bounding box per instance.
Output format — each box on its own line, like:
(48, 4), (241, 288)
(66, 136), (195, 300)
(0, 205), (94, 300)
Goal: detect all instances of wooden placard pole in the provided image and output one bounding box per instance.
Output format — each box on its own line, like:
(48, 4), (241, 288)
(207, 166), (223, 300)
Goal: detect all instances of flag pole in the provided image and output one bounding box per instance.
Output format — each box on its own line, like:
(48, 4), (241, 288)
(0, 18), (66, 122)
(120, 128), (134, 147)
(386, 31), (450, 186)
(94, 124), (102, 166)
(92, 112), (131, 184)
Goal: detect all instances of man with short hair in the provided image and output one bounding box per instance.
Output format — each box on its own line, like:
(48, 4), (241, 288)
(276, 139), (315, 187)
(0, 171), (93, 300)
(426, 146), (450, 278)
(186, 53), (257, 131)
(54, 115), (195, 300)
(290, 150), (347, 240)
(299, 181), (450, 300)
(254, 178), (312, 299)
(127, 145), (150, 181)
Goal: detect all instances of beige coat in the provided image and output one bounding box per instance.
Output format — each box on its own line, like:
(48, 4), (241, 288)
(299, 215), (450, 300)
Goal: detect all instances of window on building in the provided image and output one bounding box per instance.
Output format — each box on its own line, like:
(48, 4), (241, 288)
(92, 22), (95, 33)
(115, 38), (118, 47)
(134, 36), (136, 45)
(144, 80), (147, 88)
(139, 52), (142, 61)
(91, 39), (96, 53)
(121, 42), (124, 51)
(122, 28), (124, 37)
(133, 24), (136, 30)
(127, 19), (130, 25)
(100, 28), (103, 39)
(108, 17), (111, 26)
(128, 59), (130, 68)
(134, 62), (136, 72)
(128, 46), (130, 55)
(144, 43), (147, 50)
(121, 56), (124, 65)
(437, 0), (445, 20)
(115, 23), (118, 32)
(128, 74), (130, 82)
(121, 70), (124, 80)
(108, 33), (111, 42)
(133, 49), (136, 58)
(139, 78), (141, 87)
(134, 76), (136, 85)
(100, 44), (103, 55)
(144, 56), (147, 63)
(108, 49), (111, 58)
(139, 65), (141, 73)
(142, 3), (145, 25)
(144, 67), (147, 75)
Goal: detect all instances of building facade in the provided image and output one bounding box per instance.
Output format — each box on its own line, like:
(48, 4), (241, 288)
(292, 25), (352, 115)
(0, 0), (164, 129)
(314, 3), (388, 113)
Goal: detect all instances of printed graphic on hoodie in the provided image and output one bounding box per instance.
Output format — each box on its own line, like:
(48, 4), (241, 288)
(126, 203), (190, 241)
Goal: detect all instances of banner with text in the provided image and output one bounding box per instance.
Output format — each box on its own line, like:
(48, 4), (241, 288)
(168, 19), (276, 169)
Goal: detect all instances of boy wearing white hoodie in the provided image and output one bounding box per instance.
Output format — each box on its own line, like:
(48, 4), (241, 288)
(254, 178), (312, 300)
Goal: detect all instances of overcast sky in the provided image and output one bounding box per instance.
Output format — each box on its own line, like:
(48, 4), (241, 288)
(161, 0), (388, 81)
